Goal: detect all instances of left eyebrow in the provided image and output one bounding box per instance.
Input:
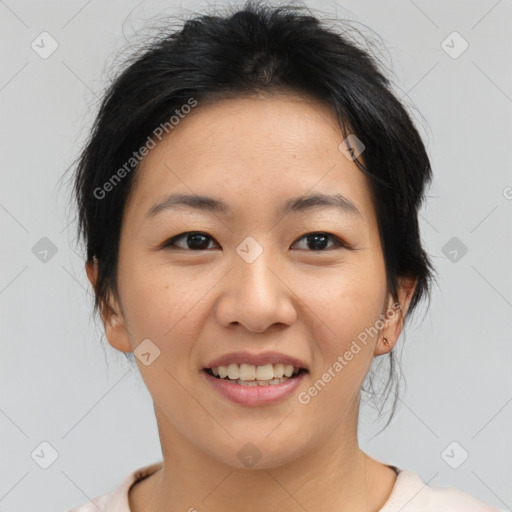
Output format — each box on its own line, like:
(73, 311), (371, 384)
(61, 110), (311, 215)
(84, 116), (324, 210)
(145, 192), (363, 220)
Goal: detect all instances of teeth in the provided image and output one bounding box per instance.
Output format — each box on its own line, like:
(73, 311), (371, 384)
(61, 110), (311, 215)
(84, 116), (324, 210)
(209, 363), (302, 381)
(255, 364), (274, 380)
(274, 363), (284, 378)
(241, 363), (256, 380)
(227, 363), (239, 380)
(236, 377), (288, 386)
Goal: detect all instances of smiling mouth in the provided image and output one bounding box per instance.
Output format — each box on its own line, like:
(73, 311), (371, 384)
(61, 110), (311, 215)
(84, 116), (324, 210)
(204, 364), (308, 387)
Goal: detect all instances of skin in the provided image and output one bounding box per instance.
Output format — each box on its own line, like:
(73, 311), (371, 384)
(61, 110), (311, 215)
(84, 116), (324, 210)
(86, 92), (416, 512)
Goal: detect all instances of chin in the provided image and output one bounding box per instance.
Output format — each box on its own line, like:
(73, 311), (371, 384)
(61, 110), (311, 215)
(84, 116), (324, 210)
(205, 433), (311, 470)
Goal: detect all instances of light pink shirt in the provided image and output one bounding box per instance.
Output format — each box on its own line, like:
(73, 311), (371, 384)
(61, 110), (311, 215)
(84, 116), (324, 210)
(67, 462), (500, 511)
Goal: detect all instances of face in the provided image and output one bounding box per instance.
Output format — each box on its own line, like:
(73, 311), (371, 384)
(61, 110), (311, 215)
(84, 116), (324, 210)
(87, 93), (415, 469)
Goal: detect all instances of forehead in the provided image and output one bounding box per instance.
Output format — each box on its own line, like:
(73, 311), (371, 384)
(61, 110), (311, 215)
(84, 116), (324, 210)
(124, 94), (376, 227)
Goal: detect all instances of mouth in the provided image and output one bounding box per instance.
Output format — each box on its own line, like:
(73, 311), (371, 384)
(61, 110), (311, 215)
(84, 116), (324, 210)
(203, 364), (309, 387)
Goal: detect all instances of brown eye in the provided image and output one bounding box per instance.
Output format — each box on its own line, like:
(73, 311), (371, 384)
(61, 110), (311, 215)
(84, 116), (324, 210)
(162, 231), (348, 252)
(291, 232), (347, 251)
(163, 232), (218, 250)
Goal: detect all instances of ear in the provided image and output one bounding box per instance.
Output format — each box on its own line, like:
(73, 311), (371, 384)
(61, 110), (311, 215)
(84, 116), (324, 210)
(374, 275), (417, 356)
(85, 258), (133, 353)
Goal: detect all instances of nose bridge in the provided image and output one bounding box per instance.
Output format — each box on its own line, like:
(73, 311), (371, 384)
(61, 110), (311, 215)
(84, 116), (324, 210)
(234, 234), (279, 302)
(215, 234), (296, 331)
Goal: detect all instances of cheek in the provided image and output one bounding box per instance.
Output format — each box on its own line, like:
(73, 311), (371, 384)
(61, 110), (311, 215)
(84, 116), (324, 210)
(117, 247), (196, 329)
(304, 260), (387, 400)
(117, 263), (202, 399)
(312, 258), (387, 337)
(116, 252), (214, 379)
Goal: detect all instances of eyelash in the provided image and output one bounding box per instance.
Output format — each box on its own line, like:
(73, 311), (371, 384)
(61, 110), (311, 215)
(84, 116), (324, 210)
(162, 231), (349, 252)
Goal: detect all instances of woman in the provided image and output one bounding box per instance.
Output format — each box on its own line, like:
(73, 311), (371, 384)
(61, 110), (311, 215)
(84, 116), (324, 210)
(67, 1), (498, 510)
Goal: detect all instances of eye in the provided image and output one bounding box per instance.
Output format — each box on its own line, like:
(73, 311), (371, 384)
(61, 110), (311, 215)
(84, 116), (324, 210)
(291, 232), (348, 251)
(162, 231), (348, 251)
(163, 231), (218, 251)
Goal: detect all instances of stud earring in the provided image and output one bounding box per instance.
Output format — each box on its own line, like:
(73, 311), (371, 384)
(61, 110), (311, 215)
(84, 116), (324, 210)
(382, 337), (390, 346)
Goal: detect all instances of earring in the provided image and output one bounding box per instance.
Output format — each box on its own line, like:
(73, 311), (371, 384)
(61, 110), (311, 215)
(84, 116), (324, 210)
(382, 337), (390, 346)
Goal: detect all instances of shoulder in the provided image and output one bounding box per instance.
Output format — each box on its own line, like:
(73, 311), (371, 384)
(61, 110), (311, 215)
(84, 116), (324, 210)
(65, 461), (163, 512)
(379, 469), (500, 512)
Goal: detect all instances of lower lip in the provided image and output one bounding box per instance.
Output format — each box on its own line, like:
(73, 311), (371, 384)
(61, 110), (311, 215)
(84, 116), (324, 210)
(202, 369), (307, 406)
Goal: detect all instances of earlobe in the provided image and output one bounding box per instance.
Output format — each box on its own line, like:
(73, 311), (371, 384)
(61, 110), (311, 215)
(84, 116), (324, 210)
(85, 258), (133, 353)
(103, 303), (133, 353)
(374, 276), (417, 356)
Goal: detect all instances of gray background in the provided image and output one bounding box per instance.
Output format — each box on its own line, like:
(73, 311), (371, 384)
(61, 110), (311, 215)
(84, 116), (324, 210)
(1, 0), (511, 510)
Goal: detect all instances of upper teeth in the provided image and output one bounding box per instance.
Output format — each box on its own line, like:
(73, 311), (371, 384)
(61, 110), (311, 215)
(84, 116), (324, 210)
(211, 363), (300, 380)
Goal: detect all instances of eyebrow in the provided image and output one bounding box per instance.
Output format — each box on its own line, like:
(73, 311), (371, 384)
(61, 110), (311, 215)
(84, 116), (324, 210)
(145, 192), (362, 219)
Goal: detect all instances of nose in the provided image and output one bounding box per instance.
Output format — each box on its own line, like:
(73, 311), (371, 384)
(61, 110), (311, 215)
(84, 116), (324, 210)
(214, 243), (297, 333)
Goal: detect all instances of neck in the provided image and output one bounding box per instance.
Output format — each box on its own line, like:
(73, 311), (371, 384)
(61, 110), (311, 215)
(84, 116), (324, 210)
(129, 406), (397, 512)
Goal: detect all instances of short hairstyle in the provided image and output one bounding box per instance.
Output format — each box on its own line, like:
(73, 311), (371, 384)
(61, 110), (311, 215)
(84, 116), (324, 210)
(68, 0), (437, 429)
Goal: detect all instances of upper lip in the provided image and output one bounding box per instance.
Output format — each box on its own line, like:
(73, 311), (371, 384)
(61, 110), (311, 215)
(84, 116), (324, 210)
(204, 351), (309, 370)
